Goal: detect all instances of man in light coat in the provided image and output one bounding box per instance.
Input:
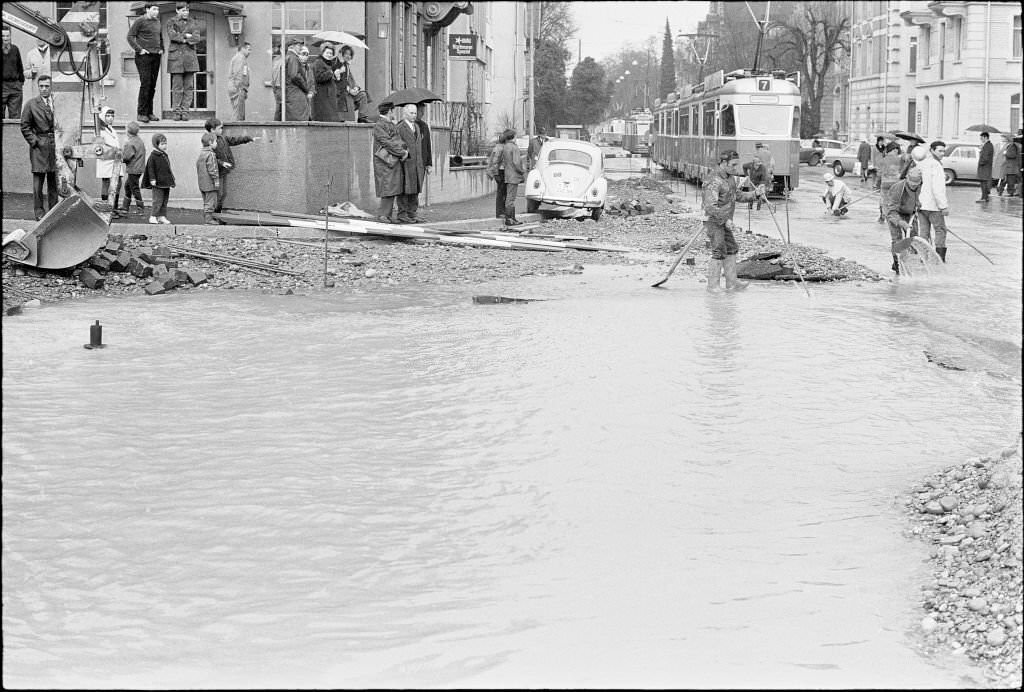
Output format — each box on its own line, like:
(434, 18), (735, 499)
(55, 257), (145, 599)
(396, 103), (426, 224)
(25, 40), (50, 96)
(227, 42), (251, 121)
(916, 140), (950, 262)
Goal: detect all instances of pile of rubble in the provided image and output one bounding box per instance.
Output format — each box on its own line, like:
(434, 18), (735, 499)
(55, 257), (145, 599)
(904, 434), (1023, 687)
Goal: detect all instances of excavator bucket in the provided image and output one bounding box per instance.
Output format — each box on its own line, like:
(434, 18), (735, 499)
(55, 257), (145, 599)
(2, 192), (109, 270)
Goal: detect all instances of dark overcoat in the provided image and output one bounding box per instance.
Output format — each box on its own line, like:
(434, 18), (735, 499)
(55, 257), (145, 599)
(416, 118), (432, 167)
(1003, 141), (1020, 176)
(397, 119), (425, 194)
(977, 140), (994, 179)
(310, 56), (340, 122)
(144, 148), (176, 188)
(284, 52), (311, 121)
(166, 16), (200, 73)
(857, 141), (872, 166)
(372, 119), (408, 198)
(20, 96), (57, 173)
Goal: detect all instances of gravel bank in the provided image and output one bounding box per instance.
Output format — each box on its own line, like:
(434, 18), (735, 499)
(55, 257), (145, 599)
(2, 177), (884, 313)
(904, 434), (1024, 688)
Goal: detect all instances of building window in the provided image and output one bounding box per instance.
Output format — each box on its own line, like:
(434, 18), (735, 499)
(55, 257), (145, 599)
(921, 27), (930, 67)
(1014, 16), (1022, 58)
(271, 2), (323, 52)
(953, 93), (960, 134)
(909, 36), (917, 73)
(1011, 93), (1021, 133)
(937, 94), (944, 136)
(950, 17), (962, 61)
(922, 95), (929, 135)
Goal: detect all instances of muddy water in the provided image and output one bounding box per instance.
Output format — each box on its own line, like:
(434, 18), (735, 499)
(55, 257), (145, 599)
(3, 265), (1019, 688)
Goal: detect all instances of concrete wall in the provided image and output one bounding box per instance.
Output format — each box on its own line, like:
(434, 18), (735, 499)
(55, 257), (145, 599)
(3, 118), (496, 212)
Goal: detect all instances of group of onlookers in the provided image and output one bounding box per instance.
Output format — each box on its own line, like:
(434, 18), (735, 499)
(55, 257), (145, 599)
(371, 103), (432, 225)
(976, 130), (1021, 201)
(271, 38), (370, 123)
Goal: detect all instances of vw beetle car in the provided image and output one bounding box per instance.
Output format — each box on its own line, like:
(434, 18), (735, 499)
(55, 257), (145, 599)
(525, 139), (607, 220)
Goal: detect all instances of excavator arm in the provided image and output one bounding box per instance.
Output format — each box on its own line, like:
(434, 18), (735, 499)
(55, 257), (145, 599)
(2, 2), (114, 269)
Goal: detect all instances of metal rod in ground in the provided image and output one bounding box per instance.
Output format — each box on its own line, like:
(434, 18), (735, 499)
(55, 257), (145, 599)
(784, 184), (791, 244)
(762, 192), (810, 297)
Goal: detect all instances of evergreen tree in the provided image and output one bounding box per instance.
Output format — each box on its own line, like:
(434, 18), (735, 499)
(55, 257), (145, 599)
(659, 19), (676, 100)
(535, 39), (569, 133)
(567, 57), (610, 127)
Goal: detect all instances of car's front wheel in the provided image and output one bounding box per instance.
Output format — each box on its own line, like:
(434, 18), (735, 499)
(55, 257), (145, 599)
(526, 198), (540, 213)
(832, 161), (845, 177)
(944, 169), (957, 185)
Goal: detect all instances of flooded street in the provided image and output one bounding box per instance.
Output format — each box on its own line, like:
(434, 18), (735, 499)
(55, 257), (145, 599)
(4, 173), (1021, 691)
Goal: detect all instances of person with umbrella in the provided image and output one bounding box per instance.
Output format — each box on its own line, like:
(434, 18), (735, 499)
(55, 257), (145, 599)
(977, 131), (994, 202)
(396, 103), (427, 224)
(876, 134), (903, 223)
(372, 104), (408, 223)
(310, 42), (340, 122)
(998, 132), (1020, 197)
(337, 45), (369, 122)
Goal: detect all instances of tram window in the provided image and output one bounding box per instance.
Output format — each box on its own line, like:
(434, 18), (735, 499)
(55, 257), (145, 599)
(690, 106), (696, 134)
(735, 105), (791, 136)
(703, 101), (717, 136)
(720, 104), (736, 136)
(792, 105), (800, 137)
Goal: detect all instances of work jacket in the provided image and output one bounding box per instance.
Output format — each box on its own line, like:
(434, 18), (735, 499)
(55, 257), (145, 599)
(196, 148), (219, 192)
(500, 141), (525, 184)
(166, 16), (200, 73)
(917, 156), (948, 211)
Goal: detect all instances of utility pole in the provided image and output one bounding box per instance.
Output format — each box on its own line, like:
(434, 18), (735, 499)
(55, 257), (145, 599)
(528, 3), (535, 135)
(678, 33), (717, 84)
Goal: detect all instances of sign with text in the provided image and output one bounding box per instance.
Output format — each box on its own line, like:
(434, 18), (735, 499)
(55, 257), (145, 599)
(447, 33), (477, 59)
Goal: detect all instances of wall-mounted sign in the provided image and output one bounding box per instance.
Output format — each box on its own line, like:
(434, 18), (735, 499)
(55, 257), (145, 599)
(447, 33), (477, 59)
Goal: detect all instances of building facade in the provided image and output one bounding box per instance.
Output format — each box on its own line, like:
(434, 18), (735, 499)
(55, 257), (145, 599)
(901, 0), (1022, 140)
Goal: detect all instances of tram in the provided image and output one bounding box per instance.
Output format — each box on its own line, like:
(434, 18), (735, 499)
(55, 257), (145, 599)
(621, 109), (653, 155)
(650, 68), (802, 193)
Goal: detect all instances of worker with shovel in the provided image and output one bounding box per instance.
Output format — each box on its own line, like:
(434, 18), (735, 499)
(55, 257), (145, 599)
(703, 149), (765, 291)
(882, 166), (922, 275)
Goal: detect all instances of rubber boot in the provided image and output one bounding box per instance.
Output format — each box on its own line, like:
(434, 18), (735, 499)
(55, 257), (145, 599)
(936, 247), (947, 262)
(723, 254), (748, 291)
(891, 254), (900, 275)
(706, 258), (723, 292)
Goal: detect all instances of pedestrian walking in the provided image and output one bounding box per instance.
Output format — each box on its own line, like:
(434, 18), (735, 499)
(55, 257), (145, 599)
(877, 136), (902, 222)
(527, 126), (549, 171)
(227, 42), (251, 121)
(119, 120), (147, 215)
(857, 137), (872, 182)
(499, 128), (525, 226)
(977, 132), (994, 202)
(991, 135), (1006, 194)
(284, 39), (311, 121)
(821, 172), (851, 216)
(166, 2), (200, 120)
(24, 39), (51, 95)
(917, 140), (950, 262)
(127, 2), (163, 123)
(998, 136), (1020, 197)
(2, 26), (25, 119)
(396, 103), (426, 224)
(871, 136), (886, 191)
(196, 132), (219, 224)
(94, 106), (122, 207)
(883, 167), (922, 275)
(310, 43), (340, 122)
(143, 133), (175, 224)
(203, 117), (253, 213)
(742, 154), (771, 210)
(19, 74), (57, 220)
(703, 149), (764, 292)
(371, 103), (408, 223)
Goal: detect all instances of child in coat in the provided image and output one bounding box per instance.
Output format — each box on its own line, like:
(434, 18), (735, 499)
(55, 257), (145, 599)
(94, 106), (122, 205)
(118, 121), (147, 214)
(144, 133), (175, 224)
(195, 131), (220, 224)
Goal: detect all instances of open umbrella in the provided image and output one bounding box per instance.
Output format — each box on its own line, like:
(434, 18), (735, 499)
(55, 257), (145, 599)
(312, 30), (368, 50)
(965, 124), (1001, 134)
(380, 87), (442, 108)
(889, 130), (925, 144)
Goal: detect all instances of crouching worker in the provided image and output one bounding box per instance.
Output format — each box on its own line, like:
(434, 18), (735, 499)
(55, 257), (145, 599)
(821, 172), (851, 216)
(883, 167), (922, 275)
(703, 149), (764, 292)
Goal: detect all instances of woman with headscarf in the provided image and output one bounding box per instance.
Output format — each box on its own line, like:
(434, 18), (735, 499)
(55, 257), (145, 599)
(94, 105), (122, 206)
(284, 39), (311, 121)
(372, 103), (408, 223)
(310, 42), (340, 122)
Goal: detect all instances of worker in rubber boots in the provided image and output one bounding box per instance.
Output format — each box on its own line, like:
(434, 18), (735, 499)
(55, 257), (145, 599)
(702, 149), (764, 292)
(882, 166), (922, 275)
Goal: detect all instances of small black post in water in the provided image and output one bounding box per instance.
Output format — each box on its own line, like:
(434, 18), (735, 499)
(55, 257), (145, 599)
(84, 320), (105, 350)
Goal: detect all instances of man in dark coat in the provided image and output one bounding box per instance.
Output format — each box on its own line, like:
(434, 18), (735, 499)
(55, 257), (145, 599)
(166, 2), (200, 120)
(976, 131), (994, 202)
(20, 74), (58, 220)
(396, 103), (426, 224)
(284, 40), (311, 121)
(416, 103), (432, 173)
(372, 104), (408, 223)
(857, 138), (872, 182)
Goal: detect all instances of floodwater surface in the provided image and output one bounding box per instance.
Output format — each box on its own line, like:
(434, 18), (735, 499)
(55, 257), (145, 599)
(3, 258), (1021, 688)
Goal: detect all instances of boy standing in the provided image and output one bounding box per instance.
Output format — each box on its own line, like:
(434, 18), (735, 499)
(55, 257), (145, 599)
(119, 121), (147, 214)
(196, 131), (219, 224)
(203, 117), (254, 213)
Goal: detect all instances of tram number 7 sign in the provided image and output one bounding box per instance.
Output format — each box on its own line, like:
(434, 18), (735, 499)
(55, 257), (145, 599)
(757, 78), (771, 91)
(448, 34), (477, 60)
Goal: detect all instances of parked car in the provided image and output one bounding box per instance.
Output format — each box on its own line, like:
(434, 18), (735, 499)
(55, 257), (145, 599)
(799, 138), (844, 167)
(829, 143), (864, 177)
(940, 142), (983, 184)
(524, 139), (607, 220)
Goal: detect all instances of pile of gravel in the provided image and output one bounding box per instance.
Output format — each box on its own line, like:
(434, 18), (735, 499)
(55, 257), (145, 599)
(904, 434), (1023, 687)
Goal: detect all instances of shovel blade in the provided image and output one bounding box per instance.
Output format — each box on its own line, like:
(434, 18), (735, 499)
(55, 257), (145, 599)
(7, 192), (109, 269)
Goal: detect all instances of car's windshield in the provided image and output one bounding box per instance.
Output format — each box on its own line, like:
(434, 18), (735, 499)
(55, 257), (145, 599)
(547, 149), (593, 167)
